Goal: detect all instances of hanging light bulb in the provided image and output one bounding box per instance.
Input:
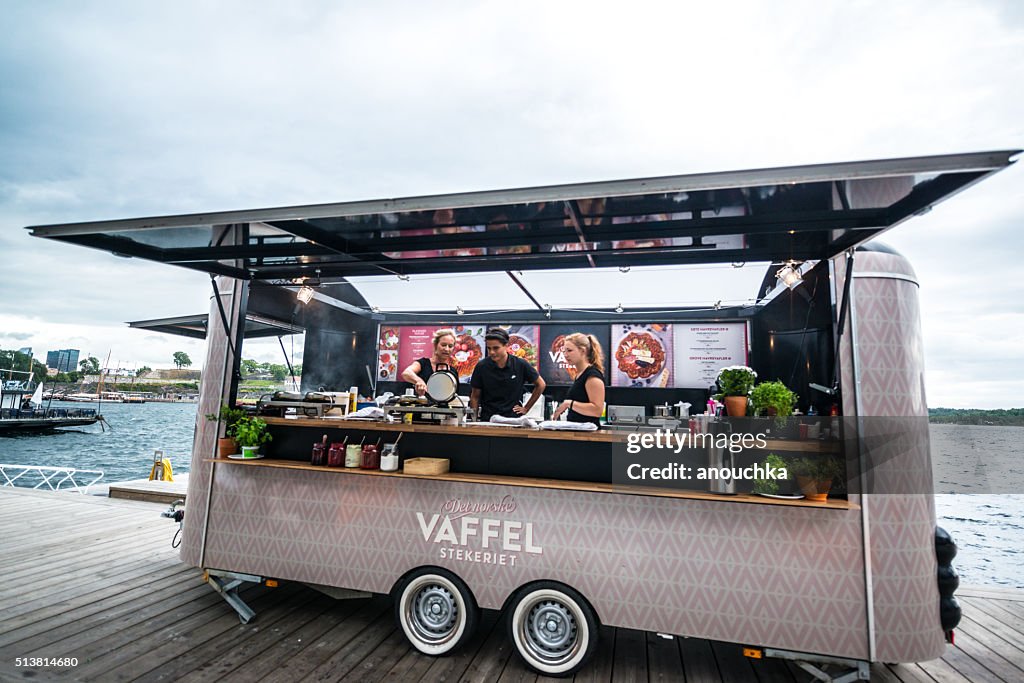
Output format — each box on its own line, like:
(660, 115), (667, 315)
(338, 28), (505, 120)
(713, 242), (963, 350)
(397, 273), (410, 281)
(456, 306), (465, 315)
(619, 265), (631, 273)
(776, 261), (804, 289)
(615, 303), (624, 314)
(296, 286), (315, 304)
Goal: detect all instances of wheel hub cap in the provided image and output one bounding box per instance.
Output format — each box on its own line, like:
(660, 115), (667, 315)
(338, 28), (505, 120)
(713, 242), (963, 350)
(410, 583), (458, 643)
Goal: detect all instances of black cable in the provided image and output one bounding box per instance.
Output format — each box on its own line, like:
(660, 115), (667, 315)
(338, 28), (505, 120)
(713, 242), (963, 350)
(787, 279), (819, 389)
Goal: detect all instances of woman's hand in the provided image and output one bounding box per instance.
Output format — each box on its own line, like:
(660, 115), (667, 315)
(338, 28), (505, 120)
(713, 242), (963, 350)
(551, 400), (570, 420)
(512, 404), (527, 415)
(414, 380), (427, 396)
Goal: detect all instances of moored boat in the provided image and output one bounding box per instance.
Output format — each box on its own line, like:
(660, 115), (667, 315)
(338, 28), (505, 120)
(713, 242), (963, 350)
(1, 377), (101, 432)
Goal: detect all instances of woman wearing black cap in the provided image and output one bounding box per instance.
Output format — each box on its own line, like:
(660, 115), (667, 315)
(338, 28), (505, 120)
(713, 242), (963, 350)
(469, 328), (547, 421)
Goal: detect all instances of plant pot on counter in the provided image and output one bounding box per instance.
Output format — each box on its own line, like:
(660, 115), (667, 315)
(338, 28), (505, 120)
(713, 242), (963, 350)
(241, 445), (260, 459)
(724, 396), (748, 417)
(796, 476), (831, 502)
(218, 437), (237, 458)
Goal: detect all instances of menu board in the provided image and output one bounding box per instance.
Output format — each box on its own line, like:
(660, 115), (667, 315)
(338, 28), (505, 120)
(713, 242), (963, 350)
(382, 321), (743, 389)
(396, 326), (439, 376)
(673, 323), (748, 388)
(376, 326), (400, 382)
(450, 324), (488, 383)
(539, 325), (610, 385)
(498, 324), (540, 371)
(611, 324), (674, 388)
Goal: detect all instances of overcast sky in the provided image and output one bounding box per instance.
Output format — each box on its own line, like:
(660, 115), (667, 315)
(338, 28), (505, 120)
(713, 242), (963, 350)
(1, 1), (1021, 407)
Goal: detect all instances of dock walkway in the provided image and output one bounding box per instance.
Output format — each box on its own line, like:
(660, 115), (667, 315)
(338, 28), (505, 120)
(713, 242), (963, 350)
(0, 487), (1021, 682)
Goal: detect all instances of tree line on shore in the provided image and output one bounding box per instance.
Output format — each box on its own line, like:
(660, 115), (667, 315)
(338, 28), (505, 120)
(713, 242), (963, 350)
(929, 408), (1024, 426)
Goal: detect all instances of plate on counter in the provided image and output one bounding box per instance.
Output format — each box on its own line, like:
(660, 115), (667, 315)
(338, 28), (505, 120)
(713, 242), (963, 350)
(755, 492), (804, 500)
(227, 454), (265, 460)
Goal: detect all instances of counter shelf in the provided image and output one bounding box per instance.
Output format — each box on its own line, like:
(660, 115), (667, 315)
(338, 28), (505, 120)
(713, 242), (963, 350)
(209, 457), (856, 510)
(261, 416), (842, 451)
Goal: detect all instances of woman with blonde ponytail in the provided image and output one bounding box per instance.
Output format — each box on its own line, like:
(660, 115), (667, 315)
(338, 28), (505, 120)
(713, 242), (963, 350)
(552, 333), (606, 426)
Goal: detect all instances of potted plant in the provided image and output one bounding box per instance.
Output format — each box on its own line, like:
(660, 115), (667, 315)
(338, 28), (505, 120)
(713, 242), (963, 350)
(789, 456), (844, 502)
(750, 380), (797, 424)
(206, 403), (248, 457)
(751, 453), (792, 496)
(233, 416), (272, 458)
(715, 366), (757, 417)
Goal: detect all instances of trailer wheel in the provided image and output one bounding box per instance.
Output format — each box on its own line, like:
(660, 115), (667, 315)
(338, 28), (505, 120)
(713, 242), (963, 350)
(395, 568), (478, 656)
(507, 582), (598, 677)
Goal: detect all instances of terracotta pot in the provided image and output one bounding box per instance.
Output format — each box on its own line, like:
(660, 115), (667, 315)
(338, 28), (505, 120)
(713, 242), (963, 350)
(217, 437), (237, 458)
(724, 396), (748, 417)
(796, 475), (831, 502)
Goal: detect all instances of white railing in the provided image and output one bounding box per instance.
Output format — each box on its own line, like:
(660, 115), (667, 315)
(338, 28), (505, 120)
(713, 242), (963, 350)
(0, 464), (105, 495)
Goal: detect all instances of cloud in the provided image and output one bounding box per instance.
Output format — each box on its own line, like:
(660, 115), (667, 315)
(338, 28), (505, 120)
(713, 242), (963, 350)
(1, 1), (1022, 405)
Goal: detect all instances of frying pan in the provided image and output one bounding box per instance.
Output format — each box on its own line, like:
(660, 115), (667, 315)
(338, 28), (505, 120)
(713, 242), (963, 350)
(425, 366), (459, 404)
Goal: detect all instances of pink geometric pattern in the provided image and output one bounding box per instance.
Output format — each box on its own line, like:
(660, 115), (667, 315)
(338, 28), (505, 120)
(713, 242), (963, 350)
(199, 464), (870, 659)
(180, 276), (246, 568)
(839, 251), (945, 663)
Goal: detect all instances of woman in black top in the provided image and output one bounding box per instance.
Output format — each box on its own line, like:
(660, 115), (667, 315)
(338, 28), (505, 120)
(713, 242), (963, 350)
(400, 328), (456, 396)
(551, 333), (606, 426)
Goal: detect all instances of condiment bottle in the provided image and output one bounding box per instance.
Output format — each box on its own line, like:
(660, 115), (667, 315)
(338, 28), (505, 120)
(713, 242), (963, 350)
(311, 434), (327, 466)
(361, 438), (381, 470)
(380, 443), (399, 471)
(349, 387), (359, 414)
(327, 440), (347, 467)
(345, 436), (364, 468)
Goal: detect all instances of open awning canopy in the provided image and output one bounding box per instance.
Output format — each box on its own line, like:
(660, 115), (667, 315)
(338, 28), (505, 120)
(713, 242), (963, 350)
(127, 312), (305, 340)
(28, 151), (1018, 289)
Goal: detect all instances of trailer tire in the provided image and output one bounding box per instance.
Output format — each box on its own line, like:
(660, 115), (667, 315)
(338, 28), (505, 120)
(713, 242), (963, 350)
(507, 582), (598, 677)
(395, 568), (478, 656)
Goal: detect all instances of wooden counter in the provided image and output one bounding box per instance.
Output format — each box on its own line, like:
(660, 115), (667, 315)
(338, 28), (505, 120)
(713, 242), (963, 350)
(261, 416), (620, 442)
(211, 457), (857, 510)
(261, 416), (841, 452)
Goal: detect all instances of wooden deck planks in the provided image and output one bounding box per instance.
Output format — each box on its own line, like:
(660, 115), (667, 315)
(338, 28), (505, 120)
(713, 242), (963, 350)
(1, 486), (1023, 683)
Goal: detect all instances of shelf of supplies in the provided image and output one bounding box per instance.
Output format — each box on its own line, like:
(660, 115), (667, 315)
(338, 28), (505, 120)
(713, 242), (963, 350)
(209, 457), (857, 511)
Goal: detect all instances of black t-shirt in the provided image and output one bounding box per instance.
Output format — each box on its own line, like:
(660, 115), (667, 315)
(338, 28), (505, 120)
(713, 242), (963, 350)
(470, 355), (539, 420)
(566, 365), (604, 426)
(413, 357), (434, 385)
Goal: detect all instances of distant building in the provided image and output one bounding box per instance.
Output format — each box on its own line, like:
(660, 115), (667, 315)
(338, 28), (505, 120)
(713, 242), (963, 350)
(46, 348), (81, 373)
(17, 347), (32, 357)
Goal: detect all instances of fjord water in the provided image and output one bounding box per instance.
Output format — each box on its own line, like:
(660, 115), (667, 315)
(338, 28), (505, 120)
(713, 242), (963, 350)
(0, 408), (1020, 588)
(0, 401), (196, 482)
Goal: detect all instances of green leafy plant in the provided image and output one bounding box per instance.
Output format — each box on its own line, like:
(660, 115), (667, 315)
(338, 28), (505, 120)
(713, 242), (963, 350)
(752, 453), (790, 495)
(750, 380), (797, 422)
(205, 403), (248, 439)
(789, 456), (843, 483)
(715, 366), (757, 398)
(233, 416), (272, 449)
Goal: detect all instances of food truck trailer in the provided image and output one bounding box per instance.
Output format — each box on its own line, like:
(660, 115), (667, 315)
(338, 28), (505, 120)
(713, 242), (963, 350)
(28, 150), (1018, 680)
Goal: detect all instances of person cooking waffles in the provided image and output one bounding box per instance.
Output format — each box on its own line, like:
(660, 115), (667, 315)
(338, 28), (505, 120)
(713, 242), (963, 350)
(401, 328), (457, 396)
